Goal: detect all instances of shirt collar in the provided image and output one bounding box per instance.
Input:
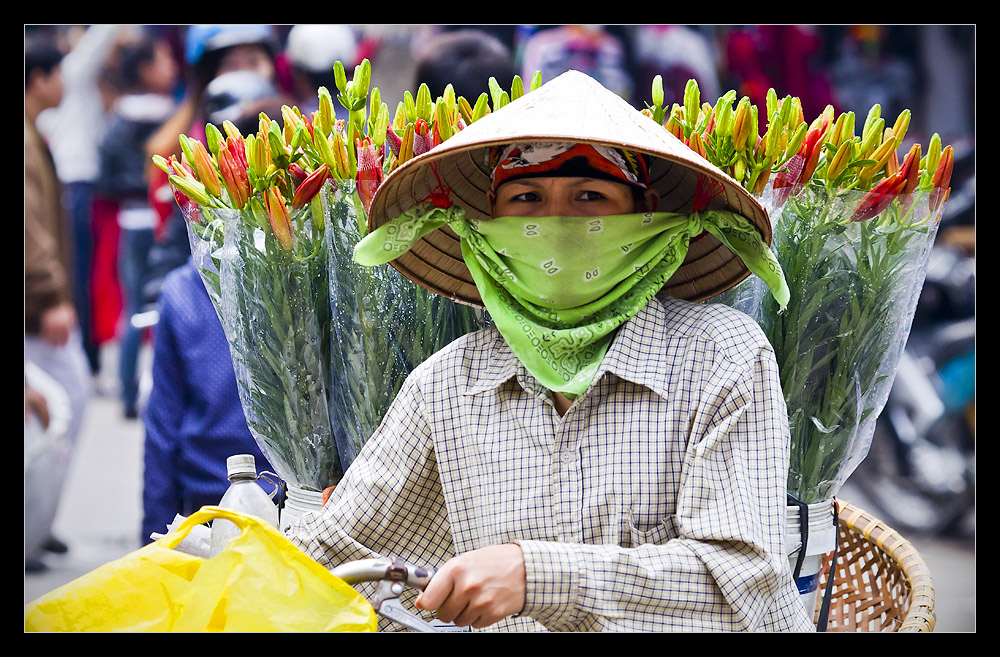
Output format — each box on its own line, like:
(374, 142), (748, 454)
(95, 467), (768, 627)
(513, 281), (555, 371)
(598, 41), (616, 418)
(463, 299), (674, 401)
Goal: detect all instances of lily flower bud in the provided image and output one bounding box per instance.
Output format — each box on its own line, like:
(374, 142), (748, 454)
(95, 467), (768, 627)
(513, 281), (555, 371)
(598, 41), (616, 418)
(530, 70), (543, 92)
(651, 75), (664, 109)
(510, 75), (524, 102)
(291, 164), (330, 208)
(683, 79), (700, 132)
(205, 123), (224, 156)
(222, 120), (243, 142)
(218, 147), (250, 209)
(457, 96), (475, 125)
(399, 124), (415, 164)
(687, 131), (707, 159)
(930, 145), (954, 213)
(898, 143), (922, 197)
(332, 132), (351, 179)
(190, 140), (221, 198)
(334, 60), (347, 95)
(472, 92), (490, 123)
(247, 195), (269, 231)
(355, 138), (382, 214)
(732, 97), (753, 152)
(434, 101), (454, 142)
(264, 187), (294, 251)
(851, 170), (906, 221)
(921, 133), (943, 188)
(783, 124), (807, 162)
(416, 83), (433, 122)
(169, 173), (213, 207)
(826, 140), (854, 183)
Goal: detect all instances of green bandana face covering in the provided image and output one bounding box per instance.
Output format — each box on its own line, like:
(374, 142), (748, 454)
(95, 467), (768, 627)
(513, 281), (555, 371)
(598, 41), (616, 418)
(355, 205), (788, 399)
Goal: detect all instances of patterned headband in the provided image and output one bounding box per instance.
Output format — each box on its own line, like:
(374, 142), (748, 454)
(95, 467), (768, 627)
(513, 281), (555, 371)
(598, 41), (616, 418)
(488, 142), (649, 192)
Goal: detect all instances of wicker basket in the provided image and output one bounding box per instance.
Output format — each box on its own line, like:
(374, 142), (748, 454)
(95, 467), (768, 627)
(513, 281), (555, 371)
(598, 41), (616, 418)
(815, 500), (936, 632)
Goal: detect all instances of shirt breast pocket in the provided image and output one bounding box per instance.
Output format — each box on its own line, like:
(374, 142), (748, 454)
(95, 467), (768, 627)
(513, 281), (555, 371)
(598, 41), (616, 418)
(625, 513), (680, 547)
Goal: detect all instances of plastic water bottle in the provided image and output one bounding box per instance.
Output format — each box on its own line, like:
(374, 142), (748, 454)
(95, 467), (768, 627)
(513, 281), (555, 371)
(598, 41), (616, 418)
(209, 454), (280, 557)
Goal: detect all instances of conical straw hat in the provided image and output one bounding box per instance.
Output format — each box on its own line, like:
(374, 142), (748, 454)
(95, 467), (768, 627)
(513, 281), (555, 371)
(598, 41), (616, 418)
(367, 70), (771, 307)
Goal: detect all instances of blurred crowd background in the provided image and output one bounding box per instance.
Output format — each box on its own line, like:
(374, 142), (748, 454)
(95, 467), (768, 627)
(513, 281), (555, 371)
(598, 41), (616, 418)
(24, 25), (974, 577)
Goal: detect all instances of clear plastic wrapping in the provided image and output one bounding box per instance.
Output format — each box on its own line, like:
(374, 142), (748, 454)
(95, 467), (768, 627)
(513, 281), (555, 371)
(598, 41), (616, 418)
(714, 185), (940, 503)
(183, 187), (342, 492)
(324, 182), (484, 470)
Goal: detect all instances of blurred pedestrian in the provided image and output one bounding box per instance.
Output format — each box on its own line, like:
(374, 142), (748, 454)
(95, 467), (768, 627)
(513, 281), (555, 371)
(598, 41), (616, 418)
(96, 31), (179, 419)
(34, 25), (125, 379)
(24, 36), (93, 572)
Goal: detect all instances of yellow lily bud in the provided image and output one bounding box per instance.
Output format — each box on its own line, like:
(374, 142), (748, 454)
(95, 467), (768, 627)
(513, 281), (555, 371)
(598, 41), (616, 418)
(732, 98), (753, 152)
(892, 109), (911, 146)
(434, 101), (454, 142)
(222, 120), (243, 142)
(151, 154), (170, 174)
(457, 96), (474, 125)
(783, 123), (807, 161)
(858, 137), (897, 183)
(399, 124), (415, 164)
(332, 132), (351, 179)
(529, 70), (543, 92)
(826, 140), (854, 182)
(859, 117), (885, 159)
(169, 173), (213, 206)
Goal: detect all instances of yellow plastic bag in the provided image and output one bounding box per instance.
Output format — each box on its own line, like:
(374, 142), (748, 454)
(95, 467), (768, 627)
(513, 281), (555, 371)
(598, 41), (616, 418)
(24, 506), (377, 632)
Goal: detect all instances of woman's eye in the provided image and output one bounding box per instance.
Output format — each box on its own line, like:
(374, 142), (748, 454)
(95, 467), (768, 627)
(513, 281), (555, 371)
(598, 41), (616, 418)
(510, 192), (540, 202)
(577, 190), (607, 201)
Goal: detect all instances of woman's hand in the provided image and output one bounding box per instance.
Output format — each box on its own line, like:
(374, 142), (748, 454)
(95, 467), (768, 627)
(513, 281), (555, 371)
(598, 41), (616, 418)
(414, 543), (526, 629)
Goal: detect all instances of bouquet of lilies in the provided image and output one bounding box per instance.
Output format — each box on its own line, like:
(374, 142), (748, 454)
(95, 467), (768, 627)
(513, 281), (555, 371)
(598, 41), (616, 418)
(154, 79), (347, 492)
(644, 77), (954, 504)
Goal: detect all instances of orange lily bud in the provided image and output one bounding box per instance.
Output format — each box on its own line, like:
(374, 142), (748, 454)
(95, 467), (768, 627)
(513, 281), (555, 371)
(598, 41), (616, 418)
(898, 143), (921, 196)
(190, 140), (221, 198)
(930, 145), (954, 213)
(264, 188), (294, 251)
(217, 147), (250, 209)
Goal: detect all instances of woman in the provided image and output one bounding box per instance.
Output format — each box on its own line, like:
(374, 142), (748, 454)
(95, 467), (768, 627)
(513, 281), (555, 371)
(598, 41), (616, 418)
(290, 71), (809, 632)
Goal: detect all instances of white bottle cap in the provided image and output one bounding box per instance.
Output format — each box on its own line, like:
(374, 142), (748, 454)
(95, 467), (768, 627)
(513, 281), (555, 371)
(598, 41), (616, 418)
(226, 454), (257, 479)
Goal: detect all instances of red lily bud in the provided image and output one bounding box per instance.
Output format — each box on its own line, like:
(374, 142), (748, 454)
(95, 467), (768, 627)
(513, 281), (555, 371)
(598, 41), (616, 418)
(355, 139), (383, 215)
(226, 136), (247, 170)
(264, 188), (294, 251)
(851, 172), (907, 222)
(288, 162), (308, 183)
(291, 164), (330, 208)
(385, 125), (403, 158)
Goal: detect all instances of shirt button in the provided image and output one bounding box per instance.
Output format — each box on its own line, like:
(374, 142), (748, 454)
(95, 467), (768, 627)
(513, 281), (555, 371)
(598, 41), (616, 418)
(560, 451), (577, 463)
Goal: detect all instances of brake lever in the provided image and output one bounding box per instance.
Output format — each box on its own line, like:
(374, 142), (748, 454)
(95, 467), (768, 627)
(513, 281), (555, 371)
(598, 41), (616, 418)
(332, 557), (469, 632)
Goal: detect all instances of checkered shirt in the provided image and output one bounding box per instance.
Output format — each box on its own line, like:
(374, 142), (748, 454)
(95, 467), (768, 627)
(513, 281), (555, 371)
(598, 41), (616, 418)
(288, 295), (815, 632)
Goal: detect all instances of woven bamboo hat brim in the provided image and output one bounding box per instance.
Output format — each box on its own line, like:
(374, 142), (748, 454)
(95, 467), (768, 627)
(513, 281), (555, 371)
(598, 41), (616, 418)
(367, 70), (771, 308)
